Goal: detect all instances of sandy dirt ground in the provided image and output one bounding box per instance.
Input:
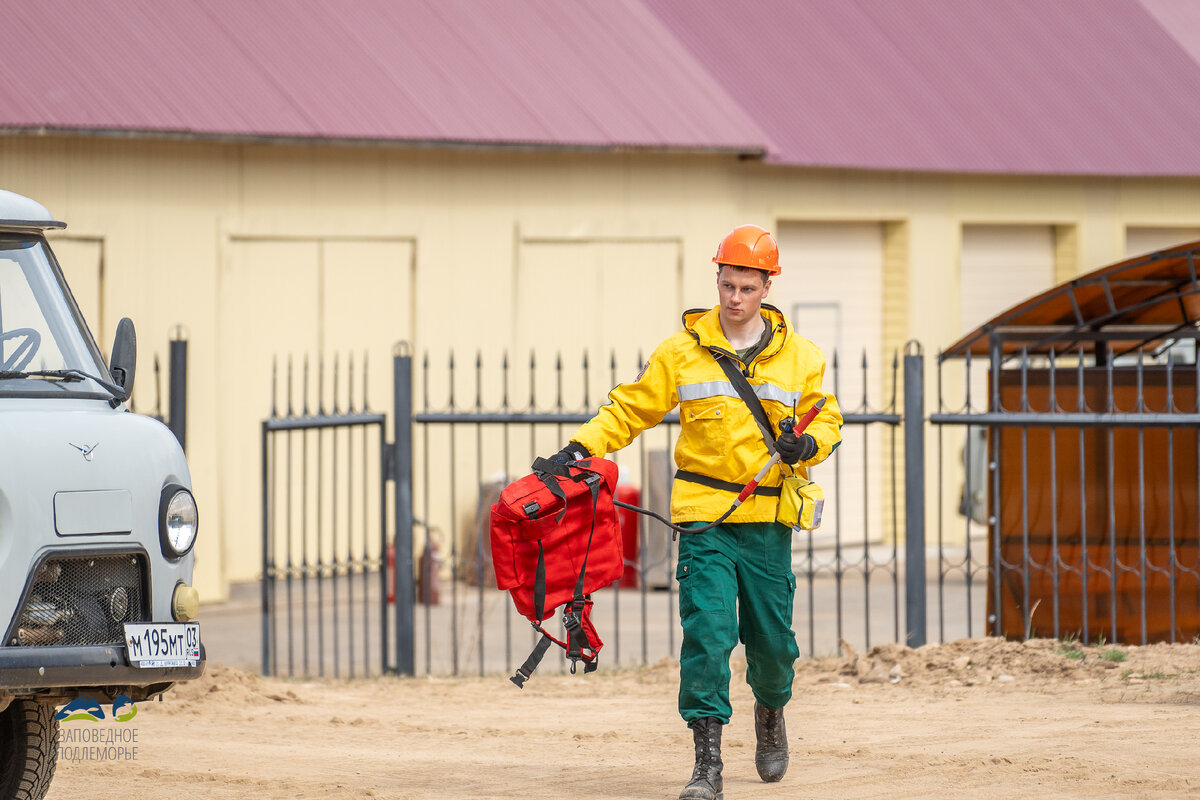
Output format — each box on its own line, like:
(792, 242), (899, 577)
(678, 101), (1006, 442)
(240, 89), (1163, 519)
(45, 637), (1200, 800)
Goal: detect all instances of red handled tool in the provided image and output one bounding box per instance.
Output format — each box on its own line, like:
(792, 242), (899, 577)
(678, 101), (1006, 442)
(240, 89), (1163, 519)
(731, 396), (825, 504)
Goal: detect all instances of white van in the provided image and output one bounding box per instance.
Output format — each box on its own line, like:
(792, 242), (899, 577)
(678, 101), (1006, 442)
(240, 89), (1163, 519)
(0, 190), (203, 799)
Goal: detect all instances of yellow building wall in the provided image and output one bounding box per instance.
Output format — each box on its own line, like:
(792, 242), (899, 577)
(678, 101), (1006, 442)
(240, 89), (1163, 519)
(2, 135), (1200, 600)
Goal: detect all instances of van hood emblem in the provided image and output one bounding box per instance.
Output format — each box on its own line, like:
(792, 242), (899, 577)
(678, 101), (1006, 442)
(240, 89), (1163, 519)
(69, 442), (99, 461)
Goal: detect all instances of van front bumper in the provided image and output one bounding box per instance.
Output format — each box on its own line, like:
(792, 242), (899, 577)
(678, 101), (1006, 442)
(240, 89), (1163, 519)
(0, 643), (206, 690)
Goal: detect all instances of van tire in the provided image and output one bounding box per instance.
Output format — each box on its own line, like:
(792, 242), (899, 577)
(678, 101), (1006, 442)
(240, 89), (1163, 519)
(0, 700), (57, 800)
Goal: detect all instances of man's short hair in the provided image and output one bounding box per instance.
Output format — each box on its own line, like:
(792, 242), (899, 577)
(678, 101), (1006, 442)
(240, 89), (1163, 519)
(717, 263), (770, 286)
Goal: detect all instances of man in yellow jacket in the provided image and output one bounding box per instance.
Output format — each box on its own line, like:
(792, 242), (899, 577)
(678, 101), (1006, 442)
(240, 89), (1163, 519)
(553, 225), (842, 800)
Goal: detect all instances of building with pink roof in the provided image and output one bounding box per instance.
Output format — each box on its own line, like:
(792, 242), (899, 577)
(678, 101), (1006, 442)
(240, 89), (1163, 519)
(2, 0), (1199, 598)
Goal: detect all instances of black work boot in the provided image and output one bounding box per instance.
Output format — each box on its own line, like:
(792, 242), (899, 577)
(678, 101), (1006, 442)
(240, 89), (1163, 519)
(679, 717), (723, 800)
(754, 701), (789, 782)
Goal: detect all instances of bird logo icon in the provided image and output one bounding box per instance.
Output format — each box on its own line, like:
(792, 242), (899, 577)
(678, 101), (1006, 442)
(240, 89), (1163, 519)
(69, 442), (99, 461)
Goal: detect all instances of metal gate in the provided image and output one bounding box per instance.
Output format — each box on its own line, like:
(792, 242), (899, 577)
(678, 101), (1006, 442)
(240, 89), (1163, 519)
(260, 354), (390, 678)
(405, 347), (916, 675)
(261, 345), (920, 678)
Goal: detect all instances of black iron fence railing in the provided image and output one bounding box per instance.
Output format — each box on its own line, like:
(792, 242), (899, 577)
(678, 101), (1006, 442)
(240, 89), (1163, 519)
(259, 336), (1200, 678)
(260, 355), (388, 678)
(262, 346), (913, 677)
(932, 332), (1200, 646)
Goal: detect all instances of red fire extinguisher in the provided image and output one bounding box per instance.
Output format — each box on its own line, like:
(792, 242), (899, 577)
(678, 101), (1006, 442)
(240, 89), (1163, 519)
(387, 540), (442, 605)
(616, 483), (640, 589)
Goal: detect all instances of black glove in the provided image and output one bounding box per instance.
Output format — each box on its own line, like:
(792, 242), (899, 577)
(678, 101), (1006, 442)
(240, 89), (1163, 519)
(775, 431), (817, 465)
(549, 441), (590, 465)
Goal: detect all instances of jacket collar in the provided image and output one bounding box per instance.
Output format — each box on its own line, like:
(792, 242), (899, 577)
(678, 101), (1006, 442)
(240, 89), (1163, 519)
(682, 304), (789, 367)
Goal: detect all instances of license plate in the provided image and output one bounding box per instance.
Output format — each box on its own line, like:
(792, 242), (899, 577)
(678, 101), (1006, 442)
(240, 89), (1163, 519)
(123, 623), (201, 668)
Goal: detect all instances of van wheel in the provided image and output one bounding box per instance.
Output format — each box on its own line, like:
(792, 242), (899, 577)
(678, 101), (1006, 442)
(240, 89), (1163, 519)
(0, 700), (57, 800)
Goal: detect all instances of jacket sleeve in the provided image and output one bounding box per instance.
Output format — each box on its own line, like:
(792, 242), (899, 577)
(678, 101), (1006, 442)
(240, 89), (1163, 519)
(797, 349), (843, 466)
(570, 340), (678, 458)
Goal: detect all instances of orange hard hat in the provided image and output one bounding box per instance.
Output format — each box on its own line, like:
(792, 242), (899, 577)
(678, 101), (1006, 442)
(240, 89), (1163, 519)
(712, 224), (780, 275)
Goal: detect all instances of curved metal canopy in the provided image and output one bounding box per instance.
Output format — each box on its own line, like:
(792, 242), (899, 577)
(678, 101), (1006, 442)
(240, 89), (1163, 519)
(943, 241), (1200, 361)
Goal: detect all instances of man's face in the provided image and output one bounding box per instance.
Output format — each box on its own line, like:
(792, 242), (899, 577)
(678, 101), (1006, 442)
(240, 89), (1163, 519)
(717, 265), (770, 325)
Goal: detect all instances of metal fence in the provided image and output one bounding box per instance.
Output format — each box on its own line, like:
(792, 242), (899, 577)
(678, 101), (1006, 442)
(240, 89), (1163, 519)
(258, 346), (946, 678)
(408, 349), (688, 677)
(259, 332), (1200, 678)
(260, 354), (390, 678)
(933, 332), (1200, 646)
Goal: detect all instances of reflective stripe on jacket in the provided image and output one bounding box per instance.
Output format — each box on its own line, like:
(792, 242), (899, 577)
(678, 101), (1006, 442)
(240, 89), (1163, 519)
(571, 304), (842, 524)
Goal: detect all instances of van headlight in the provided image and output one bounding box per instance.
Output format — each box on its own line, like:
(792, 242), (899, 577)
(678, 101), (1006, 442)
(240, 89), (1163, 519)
(159, 485), (198, 559)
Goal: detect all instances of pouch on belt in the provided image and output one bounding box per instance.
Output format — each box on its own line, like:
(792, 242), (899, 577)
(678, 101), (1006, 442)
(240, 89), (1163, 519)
(776, 475), (824, 530)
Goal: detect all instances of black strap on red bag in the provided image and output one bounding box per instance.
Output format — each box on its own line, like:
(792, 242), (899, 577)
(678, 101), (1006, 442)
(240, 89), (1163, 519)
(509, 457), (604, 688)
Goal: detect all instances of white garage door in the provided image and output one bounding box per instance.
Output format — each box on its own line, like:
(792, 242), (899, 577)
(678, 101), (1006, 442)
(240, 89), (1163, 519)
(959, 225), (1056, 414)
(1125, 226), (1200, 259)
(960, 225), (1056, 337)
(774, 222), (884, 394)
(775, 222), (885, 544)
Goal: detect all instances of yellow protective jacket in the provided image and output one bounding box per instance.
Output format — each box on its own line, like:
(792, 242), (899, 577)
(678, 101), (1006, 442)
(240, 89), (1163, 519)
(570, 304), (842, 524)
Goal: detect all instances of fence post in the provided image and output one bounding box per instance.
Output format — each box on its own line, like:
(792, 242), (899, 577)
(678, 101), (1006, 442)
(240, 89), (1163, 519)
(168, 331), (188, 451)
(260, 418), (271, 676)
(904, 343), (927, 648)
(393, 345), (416, 675)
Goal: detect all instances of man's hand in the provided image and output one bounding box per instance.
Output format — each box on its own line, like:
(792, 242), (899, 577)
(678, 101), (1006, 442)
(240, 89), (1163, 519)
(775, 431), (817, 465)
(549, 441), (590, 465)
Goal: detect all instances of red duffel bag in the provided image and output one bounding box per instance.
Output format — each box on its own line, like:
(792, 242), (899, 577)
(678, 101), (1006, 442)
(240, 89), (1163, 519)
(490, 456), (623, 687)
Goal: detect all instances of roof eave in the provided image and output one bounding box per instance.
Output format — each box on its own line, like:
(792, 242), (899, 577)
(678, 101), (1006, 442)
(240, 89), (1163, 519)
(0, 125), (768, 159)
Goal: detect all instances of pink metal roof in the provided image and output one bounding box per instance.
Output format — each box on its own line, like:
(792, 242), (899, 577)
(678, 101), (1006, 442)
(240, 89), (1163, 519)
(7, 1), (1200, 174)
(642, 0), (1200, 175)
(0, 0), (767, 153)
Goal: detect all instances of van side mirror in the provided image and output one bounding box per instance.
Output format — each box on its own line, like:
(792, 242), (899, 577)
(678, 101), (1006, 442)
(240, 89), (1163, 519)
(109, 317), (137, 401)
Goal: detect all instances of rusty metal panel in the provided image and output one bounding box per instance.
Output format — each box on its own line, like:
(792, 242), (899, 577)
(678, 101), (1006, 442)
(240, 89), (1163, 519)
(990, 367), (1200, 643)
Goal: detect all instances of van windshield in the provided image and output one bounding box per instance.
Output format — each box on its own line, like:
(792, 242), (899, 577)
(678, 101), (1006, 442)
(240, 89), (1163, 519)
(0, 236), (109, 396)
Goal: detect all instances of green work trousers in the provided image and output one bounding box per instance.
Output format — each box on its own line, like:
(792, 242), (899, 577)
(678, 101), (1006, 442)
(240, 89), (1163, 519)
(676, 521), (799, 724)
